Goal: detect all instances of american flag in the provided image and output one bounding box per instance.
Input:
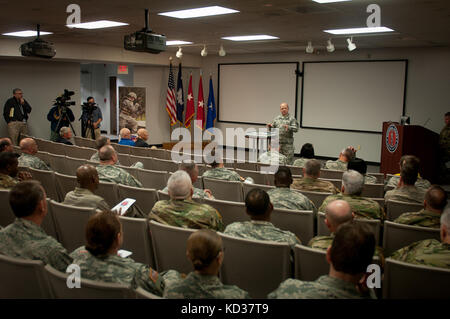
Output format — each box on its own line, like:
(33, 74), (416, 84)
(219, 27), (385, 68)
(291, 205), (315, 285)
(165, 62), (177, 125)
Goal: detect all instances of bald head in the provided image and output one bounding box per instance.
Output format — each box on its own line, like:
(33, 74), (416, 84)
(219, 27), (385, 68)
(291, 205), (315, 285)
(325, 200), (353, 233)
(120, 128), (131, 139)
(280, 103), (289, 116)
(99, 145), (117, 163)
(425, 185), (447, 213)
(137, 128), (149, 141)
(76, 164), (99, 190)
(19, 138), (38, 155)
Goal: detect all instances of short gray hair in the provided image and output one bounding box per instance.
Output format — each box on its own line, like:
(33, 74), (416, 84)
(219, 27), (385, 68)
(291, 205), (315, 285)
(168, 170), (192, 200)
(305, 159), (321, 177)
(59, 126), (71, 137)
(342, 170), (364, 195)
(441, 206), (450, 232)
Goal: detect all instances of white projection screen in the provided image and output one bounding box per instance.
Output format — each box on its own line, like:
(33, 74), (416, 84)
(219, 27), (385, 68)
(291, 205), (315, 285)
(218, 63), (298, 125)
(301, 60), (407, 133)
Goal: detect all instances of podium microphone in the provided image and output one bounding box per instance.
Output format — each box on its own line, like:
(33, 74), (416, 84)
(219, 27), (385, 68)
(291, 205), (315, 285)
(423, 117), (431, 128)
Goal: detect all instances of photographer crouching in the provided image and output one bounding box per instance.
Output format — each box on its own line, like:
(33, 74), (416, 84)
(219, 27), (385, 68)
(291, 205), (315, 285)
(47, 90), (75, 142)
(81, 97), (102, 140)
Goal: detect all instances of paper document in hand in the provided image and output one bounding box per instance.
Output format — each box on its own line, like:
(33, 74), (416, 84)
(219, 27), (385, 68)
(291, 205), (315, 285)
(112, 198), (136, 216)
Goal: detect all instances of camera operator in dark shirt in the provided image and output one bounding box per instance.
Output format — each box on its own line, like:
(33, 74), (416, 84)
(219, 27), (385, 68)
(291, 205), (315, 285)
(81, 97), (103, 140)
(47, 91), (76, 142)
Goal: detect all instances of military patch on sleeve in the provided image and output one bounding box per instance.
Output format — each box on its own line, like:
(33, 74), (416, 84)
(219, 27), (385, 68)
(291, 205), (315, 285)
(149, 268), (159, 283)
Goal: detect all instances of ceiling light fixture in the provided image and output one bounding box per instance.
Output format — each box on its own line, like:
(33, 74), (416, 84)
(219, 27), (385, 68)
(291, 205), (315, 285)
(326, 39), (335, 52)
(201, 45), (208, 57)
(347, 37), (356, 51)
(218, 45), (226, 56)
(324, 26), (394, 35)
(158, 6), (239, 19)
(66, 20), (128, 29)
(2, 30), (53, 37)
(176, 47), (183, 58)
(222, 35), (279, 41)
(166, 40), (193, 46)
(306, 41), (314, 54)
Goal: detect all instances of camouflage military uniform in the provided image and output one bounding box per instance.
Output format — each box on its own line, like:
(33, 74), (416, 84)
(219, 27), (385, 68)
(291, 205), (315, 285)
(319, 193), (385, 220)
(202, 167), (242, 182)
(18, 153), (50, 171)
(96, 164), (142, 188)
(292, 157), (309, 168)
(324, 159), (347, 171)
(0, 173), (19, 189)
(291, 176), (339, 194)
(258, 150), (287, 166)
(163, 270), (249, 299)
(268, 275), (376, 299)
(384, 185), (426, 204)
(70, 246), (164, 295)
(394, 209), (441, 228)
(385, 175), (431, 192)
(267, 187), (316, 211)
(63, 187), (110, 211)
(149, 199), (224, 231)
(119, 97), (139, 133)
(364, 175), (378, 184)
(390, 239), (450, 269)
(224, 220), (301, 247)
(0, 218), (72, 272)
(161, 186), (210, 199)
(270, 114), (299, 165)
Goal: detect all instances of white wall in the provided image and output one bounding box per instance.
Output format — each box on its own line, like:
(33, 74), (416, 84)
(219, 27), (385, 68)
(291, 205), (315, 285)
(0, 59), (81, 139)
(201, 47), (450, 162)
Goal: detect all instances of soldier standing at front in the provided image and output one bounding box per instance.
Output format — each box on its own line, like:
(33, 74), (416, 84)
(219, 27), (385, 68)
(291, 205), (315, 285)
(267, 102), (298, 165)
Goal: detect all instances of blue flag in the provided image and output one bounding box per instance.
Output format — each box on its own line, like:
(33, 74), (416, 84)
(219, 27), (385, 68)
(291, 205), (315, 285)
(205, 77), (216, 131)
(176, 63), (184, 123)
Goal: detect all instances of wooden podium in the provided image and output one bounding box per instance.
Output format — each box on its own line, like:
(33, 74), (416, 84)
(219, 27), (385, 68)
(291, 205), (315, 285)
(380, 122), (439, 183)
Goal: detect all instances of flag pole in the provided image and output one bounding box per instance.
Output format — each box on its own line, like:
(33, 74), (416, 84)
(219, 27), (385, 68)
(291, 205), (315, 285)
(168, 56), (173, 144)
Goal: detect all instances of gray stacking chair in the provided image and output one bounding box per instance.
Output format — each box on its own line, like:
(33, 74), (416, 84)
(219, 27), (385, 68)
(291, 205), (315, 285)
(367, 173), (385, 184)
(235, 161), (258, 171)
(219, 233), (291, 299)
(382, 258), (450, 299)
(0, 189), (15, 227)
(203, 178), (243, 202)
(117, 184), (159, 216)
(45, 265), (135, 298)
(271, 208), (314, 245)
(54, 172), (78, 200)
(48, 153), (67, 174)
(319, 169), (344, 180)
(129, 155), (154, 170)
(203, 198), (249, 226)
(242, 183), (275, 199)
(64, 156), (87, 175)
(296, 189), (332, 209)
(294, 244), (329, 281)
(148, 148), (169, 160)
(130, 146), (150, 157)
(111, 143), (131, 155)
(361, 183), (384, 198)
(137, 169), (169, 190)
(235, 168), (266, 185)
(95, 182), (120, 208)
(386, 200), (423, 221)
(148, 221), (196, 273)
(28, 167), (60, 201)
(68, 146), (95, 161)
(0, 255), (52, 298)
(152, 158), (179, 172)
(116, 153), (131, 166)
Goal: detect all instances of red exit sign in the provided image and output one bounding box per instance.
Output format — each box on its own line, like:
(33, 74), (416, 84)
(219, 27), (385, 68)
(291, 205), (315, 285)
(118, 65), (128, 74)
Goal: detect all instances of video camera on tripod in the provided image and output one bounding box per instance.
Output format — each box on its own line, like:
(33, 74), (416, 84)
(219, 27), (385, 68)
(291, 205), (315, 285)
(80, 98), (99, 139)
(52, 89), (76, 136)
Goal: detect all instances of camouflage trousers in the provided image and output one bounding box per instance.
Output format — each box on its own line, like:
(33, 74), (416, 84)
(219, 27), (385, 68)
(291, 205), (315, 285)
(119, 114), (138, 134)
(280, 143), (294, 165)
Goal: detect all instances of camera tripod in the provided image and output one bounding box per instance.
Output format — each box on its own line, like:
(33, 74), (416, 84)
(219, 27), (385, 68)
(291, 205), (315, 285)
(55, 106), (77, 137)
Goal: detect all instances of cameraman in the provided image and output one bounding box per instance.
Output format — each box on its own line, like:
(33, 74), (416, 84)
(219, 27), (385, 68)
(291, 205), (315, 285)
(47, 102), (75, 142)
(81, 97), (102, 140)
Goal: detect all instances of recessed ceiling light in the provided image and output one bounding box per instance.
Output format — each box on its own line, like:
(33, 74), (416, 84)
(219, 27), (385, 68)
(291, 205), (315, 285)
(222, 35), (279, 41)
(2, 30), (53, 37)
(312, 0), (352, 3)
(166, 40), (193, 46)
(66, 20), (128, 29)
(324, 26), (394, 35)
(158, 6), (239, 19)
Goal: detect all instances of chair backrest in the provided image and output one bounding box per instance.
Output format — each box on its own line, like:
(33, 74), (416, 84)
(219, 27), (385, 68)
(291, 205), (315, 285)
(203, 198), (248, 226)
(117, 165), (139, 178)
(367, 173), (385, 184)
(271, 208), (314, 245)
(371, 197), (385, 209)
(55, 172), (78, 200)
(49, 200), (95, 252)
(152, 158), (179, 172)
(95, 182), (120, 207)
(234, 161), (258, 171)
(111, 143), (131, 155)
(117, 184), (158, 216)
(129, 155), (154, 170)
(157, 190), (170, 201)
(383, 221), (441, 256)
(135, 287), (163, 299)
(119, 216), (155, 268)
(319, 169), (344, 180)
(0, 189), (15, 227)
(116, 153), (131, 166)
(0, 254), (52, 298)
(45, 265), (135, 298)
(219, 233), (291, 299)
(294, 244), (329, 281)
(28, 167), (60, 201)
(242, 183), (275, 199)
(382, 258), (450, 299)
(296, 189), (332, 209)
(361, 183), (384, 198)
(137, 169), (169, 189)
(148, 221), (196, 273)
(130, 146), (150, 157)
(148, 148), (169, 160)
(386, 200), (424, 221)
(64, 156), (87, 176)
(46, 141), (66, 155)
(203, 178), (243, 202)
(48, 153), (68, 174)
(235, 168), (266, 184)
(286, 165), (303, 176)
(35, 151), (52, 167)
